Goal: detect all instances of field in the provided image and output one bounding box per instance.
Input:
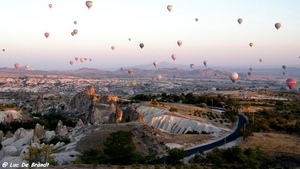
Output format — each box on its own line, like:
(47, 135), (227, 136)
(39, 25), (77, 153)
(238, 132), (300, 158)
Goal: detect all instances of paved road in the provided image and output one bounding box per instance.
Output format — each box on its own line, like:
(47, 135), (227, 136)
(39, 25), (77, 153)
(184, 114), (247, 157)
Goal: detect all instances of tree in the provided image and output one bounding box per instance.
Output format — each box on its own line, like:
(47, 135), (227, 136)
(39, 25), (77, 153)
(165, 148), (185, 165)
(24, 145), (57, 166)
(103, 130), (137, 165)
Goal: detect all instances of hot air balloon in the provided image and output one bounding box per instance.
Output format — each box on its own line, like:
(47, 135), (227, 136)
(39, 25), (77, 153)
(275, 23), (281, 30)
(249, 67), (253, 71)
(84, 58), (87, 61)
(73, 29), (78, 35)
(86, 1), (93, 9)
(74, 21), (77, 25)
(283, 72), (286, 75)
(195, 18), (199, 22)
(286, 78), (297, 89)
(139, 43), (144, 49)
(249, 43), (253, 47)
(153, 61), (158, 67)
(128, 38), (131, 41)
(25, 65), (30, 70)
(48, 4), (53, 9)
(80, 58), (84, 63)
(248, 72), (251, 76)
(259, 59), (262, 62)
(131, 80), (137, 87)
(75, 57), (79, 61)
(203, 60), (208, 67)
(230, 72), (239, 83)
(71, 32), (75, 36)
(2, 49), (5, 52)
(237, 18), (243, 24)
(44, 32), (49, 38)
(171, 54), (177, 61)
(167, 5), (173, 12)
(128, 69), (133, 75)
(177, 40), (182, 47)
(111, 46), (115, 50)
(282, 65), (286, 70)
(121, 67), (124, 71)
(89, 59), (92, 61)
(69, 61), (74, 65)
(14, 63), (19, 69)
(190, 64), (194, 69)
(157, 75), (162, 81)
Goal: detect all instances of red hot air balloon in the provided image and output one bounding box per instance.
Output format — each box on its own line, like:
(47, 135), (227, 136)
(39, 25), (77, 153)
(44, 32), (49, 38)
(86, 1), (93, 9)
(286, 78), (297, 90)
(14, 63), (20, 69)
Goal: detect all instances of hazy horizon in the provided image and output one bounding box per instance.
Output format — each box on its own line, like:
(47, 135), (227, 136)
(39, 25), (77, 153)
(0, 1), (299, 71)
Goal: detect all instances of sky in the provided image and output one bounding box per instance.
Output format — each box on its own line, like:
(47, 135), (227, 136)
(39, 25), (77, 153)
(0, 0), (300, 71)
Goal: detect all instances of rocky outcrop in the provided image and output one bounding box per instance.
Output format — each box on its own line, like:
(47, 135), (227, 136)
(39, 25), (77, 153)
(55, 120), (68, 135)
(67, 86), (102, 124)
(122, 106), (145, 123)
(33, 123), (45, 141)
(108, 106), (145, 124)
(87, 108), (103, 125)
(102, 94), (118, 104)
(75, 119), (84, 128)
(35, 95), (44, 113)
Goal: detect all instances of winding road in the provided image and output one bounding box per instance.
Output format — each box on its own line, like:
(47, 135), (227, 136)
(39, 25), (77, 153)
(184, 112), (247, 157)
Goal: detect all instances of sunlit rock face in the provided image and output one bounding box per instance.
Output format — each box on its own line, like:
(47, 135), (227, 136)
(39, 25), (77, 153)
(67, 86), (103, 124)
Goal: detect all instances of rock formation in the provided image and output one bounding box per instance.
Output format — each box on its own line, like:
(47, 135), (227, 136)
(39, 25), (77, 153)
(67, 86), (102, 124)
(108, 106), (145, 124)
(33, 123), (45, 141)
(35, 95), (44, 113)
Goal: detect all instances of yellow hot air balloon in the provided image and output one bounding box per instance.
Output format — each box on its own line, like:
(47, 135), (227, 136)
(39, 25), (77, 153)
(153, 61), (159, 67)
(177, 40), (182, 47)
(167, 5), (173, 12)
(171, 54), (177, 60)
(275, 23), (281, 30)
(48, 4), (53, 9)
(73, 29), (78, 35)
(249, 43), (253, 47)
(86, 1), (93, 9)
(111, 46), (115, 50)
(230, 72), (239, 83)
(237, 18), (243, 24)
(131, 80), (137, 87)
(157, 75), (162, 81)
